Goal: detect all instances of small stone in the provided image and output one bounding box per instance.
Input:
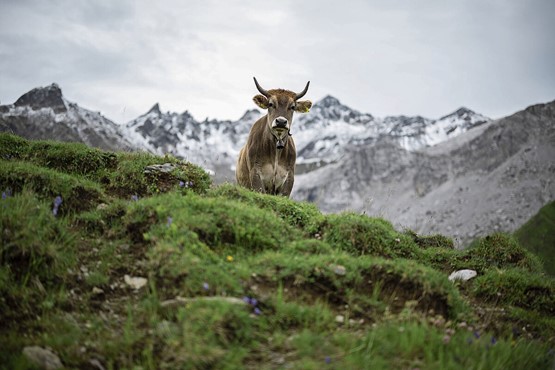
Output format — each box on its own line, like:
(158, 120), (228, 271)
(335, 315), (345, 323)
(92, 287), (104, 295)
(22, 346), (63, 370)
(124, 275), (148, 290)
(96, 203), (108, 211)
(89, 358), (106, 370)
(332, 264), (346, 276)
(448, 269), (477, 282)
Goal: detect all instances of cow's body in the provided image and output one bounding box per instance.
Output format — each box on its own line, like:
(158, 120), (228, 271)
(236, 78), (311, 197)
(236, 116), (296, 195)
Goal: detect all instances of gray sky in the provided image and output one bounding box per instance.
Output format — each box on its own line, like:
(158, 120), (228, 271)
(1, 0), (554, 123)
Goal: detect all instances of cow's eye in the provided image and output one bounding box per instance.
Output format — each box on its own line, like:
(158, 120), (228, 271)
(268, 102), (274, 108)
(290, 105), (296, 110)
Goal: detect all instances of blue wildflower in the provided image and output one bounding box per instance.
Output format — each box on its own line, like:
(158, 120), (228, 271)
(52, 195), (62, 216)
(325, 356), (331, 364)
(249, 298), (258, 307)
(490, 336), (497, 345)
(167, 216), (173, 227)
(131, 195), (139, 201)
(473, 331), (480, 339)
(179, 181), (185, 188)
(253, 307), (261, 315)
(242, 296), (251, 304)
(203, 282), (209, 291)
(1, 192), (6, 200)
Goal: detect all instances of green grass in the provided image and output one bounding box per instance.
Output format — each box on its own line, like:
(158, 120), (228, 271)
(515, 200), (555, 275)
(1, 133), (554, 369)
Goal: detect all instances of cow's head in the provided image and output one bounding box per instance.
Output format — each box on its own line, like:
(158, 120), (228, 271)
(252, 77), (312, 149)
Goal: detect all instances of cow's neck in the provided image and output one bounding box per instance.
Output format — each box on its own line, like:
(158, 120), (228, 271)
(270, 130), (290, 150)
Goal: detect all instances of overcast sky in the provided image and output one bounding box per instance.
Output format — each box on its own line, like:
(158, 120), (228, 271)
(1, 0), (554, 123)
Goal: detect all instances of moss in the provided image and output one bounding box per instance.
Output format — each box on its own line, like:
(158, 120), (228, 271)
(466, 233), (543, 273)
(322, 212), (420, 259)
(107, 151), (211, 197)
(0, 160), (104, 214)
(405, 230), (455, 249)
(0, 191), (75, 325)
(250, 252), (467, 320)
(515, 200), (555, 276)
(208, 183), (323, 234)
(472, 268), (555, 315)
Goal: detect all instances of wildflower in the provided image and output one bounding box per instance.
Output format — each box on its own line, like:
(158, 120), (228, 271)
(243, 296), (251, 304)
(1, 192), (6, 200)
(490, 336), (497, 345)
(226, 255), (234, 262)
(52, 195), (62, 216)
(473, 331), (480, 339)
(202, 282), (209, 291)
(325, 356), (331, 364)
(253, 307), (261, 315)
(442, 334), (451, 344)
(131, 194), (139, 201)
(179, 181), (185, 188)
(167, 216), (173, 227)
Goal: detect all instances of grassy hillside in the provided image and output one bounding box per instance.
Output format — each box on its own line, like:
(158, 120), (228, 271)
(1, 133), (554, 369)
(515, 201), (555, 276)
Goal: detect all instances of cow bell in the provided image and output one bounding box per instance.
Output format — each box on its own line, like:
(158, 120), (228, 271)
(276, 139), (285, 149)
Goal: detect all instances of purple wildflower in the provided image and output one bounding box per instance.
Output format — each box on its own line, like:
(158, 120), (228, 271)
(325, 356), (331, 364)
(249, 298), (258, 307)
(473, 331), (480, 339)
(490, 336), (497, 345)
(1, 192), (6, 200)
(167, 216), (173, 227)
(242, 296), (251, 304)
(179, 181), (185, 188)
(52, 195), (62, 216)
(203, 282), (209, 291)
(253, 307), (261, 315)
(131, 194), (139, 201)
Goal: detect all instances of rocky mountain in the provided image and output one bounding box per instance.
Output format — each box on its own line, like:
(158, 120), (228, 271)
(2, 83), (552, 248)
(292, 100), (555, 247)
(122, 94), (489, 181)
(0, 84), (134, 152)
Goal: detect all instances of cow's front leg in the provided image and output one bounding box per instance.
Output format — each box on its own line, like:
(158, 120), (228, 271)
(250, 169), (266, 193)
(280, 172), (294, 197)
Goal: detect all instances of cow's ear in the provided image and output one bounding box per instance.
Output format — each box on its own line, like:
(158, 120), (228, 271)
(295, 100), (312, 113)
(253, 95), (269, 109)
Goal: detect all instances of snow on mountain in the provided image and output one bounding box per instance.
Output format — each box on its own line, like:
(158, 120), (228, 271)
(0, 84), (134, 151)
(1, 83), (490, 182)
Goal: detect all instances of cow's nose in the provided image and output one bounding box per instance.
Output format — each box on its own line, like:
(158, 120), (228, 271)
(275, 117), (288, 128)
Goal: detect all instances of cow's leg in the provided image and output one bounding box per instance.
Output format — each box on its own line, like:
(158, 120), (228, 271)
(281, 174), (294, 197)
(250, 170), (266, 193)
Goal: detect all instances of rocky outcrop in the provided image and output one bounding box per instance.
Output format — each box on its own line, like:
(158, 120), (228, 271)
(292, 100), (555, 247)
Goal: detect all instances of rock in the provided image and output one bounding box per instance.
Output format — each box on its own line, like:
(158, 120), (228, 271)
(96, 203), (108, 211)
(22, 346), (63, 370)
(335, 315), (345, 323)
(92, 287), (104, 295)
(331, 264), (346, 276)
(124, 275), (148, 290)
(448, 269), (477, 282)
(144, 163), (176, 174)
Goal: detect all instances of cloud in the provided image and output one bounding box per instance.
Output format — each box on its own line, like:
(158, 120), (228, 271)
(1, 0), (554, 121)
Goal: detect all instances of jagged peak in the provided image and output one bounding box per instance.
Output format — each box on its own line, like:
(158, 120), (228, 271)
(147, 103), (161, 115)
(238, 109), (261, 121)
(439, 106), (478, 120)
(14, 83), (66, 113)
(316, 95), (341, 108)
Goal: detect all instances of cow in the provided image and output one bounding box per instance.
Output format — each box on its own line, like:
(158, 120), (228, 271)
(236, 77), (312, 197)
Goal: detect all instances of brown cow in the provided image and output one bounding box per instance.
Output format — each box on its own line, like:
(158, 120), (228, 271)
(236, 77), (312, 196)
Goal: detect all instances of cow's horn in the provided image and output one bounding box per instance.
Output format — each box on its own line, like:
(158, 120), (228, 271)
(295, 81), (310, 100)
(253, 77), (270, 97)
